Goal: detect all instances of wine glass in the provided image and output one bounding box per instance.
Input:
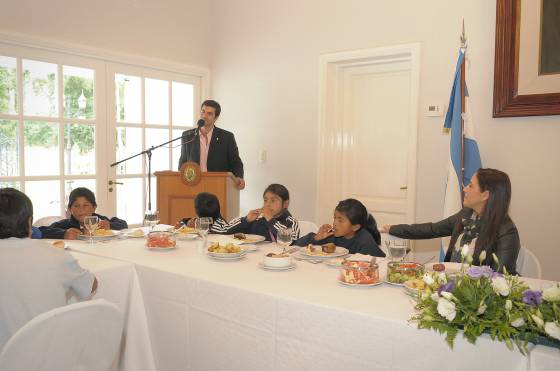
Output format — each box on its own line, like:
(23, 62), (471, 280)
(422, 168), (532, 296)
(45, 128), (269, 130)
(195, 217), (212, 249)
(84, 215), (99, 245)
(144, 210), (160, 231)
(388, 239), (408, 261)
(277, 228), (292, 253)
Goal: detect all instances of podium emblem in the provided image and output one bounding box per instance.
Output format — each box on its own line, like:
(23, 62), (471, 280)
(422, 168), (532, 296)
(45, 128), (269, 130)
(179, 162), (202, 186)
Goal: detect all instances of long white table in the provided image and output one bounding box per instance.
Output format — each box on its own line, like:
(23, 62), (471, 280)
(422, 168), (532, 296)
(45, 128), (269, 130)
(67, 236), (558, 371)
(69, 252), (156, 371)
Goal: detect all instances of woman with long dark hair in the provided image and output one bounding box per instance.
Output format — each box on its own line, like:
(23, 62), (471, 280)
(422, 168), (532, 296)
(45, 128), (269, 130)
(381, 168), (520, 273)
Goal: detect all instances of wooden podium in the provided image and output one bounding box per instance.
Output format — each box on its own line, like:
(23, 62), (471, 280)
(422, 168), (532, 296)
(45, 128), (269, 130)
(154, 171), (240, 225)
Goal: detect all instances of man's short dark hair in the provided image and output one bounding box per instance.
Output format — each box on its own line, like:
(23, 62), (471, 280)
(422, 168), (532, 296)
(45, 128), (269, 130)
(0, 188), (33, 239)
(201, 100), (221, 118)
(194, 192), (222, 220)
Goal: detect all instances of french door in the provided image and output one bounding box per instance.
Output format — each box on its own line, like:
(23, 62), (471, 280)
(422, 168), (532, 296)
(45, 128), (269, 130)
(106, 63), (201, 225)
(0, 42), (202, 225)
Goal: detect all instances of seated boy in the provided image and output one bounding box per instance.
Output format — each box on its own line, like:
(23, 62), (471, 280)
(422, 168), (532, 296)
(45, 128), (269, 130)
(40, 187), (127, 240)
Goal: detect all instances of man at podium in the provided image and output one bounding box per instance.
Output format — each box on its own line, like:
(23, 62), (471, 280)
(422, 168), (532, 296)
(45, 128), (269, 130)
(178, 100), (245, 190)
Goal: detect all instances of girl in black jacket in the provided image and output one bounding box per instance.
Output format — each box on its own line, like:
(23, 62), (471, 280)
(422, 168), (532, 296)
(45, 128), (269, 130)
(294, 198), (385, 257)
(226, 184), (299, 242)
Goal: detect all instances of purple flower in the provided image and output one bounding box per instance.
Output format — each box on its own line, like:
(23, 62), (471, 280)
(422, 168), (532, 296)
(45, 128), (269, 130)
(522, 290), (543, 307)
(467, 266), (483, 279)
(438, 280), (455, 296)
(491, 272), (503, 279)
(467, 265), (494, 279)
(480, 265), (494, 278)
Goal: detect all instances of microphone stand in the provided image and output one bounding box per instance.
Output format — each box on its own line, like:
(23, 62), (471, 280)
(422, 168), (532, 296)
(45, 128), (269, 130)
(110, 134), (190, 212)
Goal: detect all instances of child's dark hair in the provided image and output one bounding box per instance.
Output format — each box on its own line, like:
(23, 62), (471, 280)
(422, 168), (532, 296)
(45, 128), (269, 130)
(68, 187), (97, 209)
(263, 184), (290, 202)
(194, 192), (222, 220)
(0, 188), (33, 239)
(335, 198), (381, 245)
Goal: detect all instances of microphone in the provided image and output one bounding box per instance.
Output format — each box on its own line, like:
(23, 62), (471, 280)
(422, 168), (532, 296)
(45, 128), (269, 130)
(196, 119), (205, 133)
(175, 119), (206, 148)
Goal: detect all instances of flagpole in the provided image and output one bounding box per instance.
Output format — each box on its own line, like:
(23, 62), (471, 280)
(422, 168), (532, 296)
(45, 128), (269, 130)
(460, 19), (467, 205)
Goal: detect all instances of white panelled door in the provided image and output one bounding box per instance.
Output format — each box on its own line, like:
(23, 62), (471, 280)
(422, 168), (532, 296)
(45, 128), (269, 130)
(317, 44), (420, 227)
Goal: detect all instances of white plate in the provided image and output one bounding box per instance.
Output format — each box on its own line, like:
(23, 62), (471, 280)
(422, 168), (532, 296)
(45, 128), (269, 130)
(338, 278), (383, 287)
(124, 229), (146, 238)
(207, 249), (246, 258)
(241, 244), (258, 252)
(228, 234), (266, 244)
(403, 281), (423, 298)
(77, 230), (121, 241)
(207, 253), (247, 261)
(175, 233), (198, 240)
(384, 279), (405, 287)
(259, 262), (295, 271)
(299, 246), (349, 258)
(324, 258), (346, 268)
(145, 244), (176, 251)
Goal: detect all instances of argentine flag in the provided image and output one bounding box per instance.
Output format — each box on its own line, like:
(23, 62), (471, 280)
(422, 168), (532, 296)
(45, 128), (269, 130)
(440, 48), (482, 261)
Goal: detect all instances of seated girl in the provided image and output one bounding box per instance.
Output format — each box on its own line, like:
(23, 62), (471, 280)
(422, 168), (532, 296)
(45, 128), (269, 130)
(227, 184), (300, 241)
(40, 187), (128, 240)
(176, 192), (233, 234)
(381, 168), (519, 274)
(294, 198), (385, 257)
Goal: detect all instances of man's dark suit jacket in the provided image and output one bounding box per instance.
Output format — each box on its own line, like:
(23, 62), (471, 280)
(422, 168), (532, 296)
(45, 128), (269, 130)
(178, 126), (244, 178)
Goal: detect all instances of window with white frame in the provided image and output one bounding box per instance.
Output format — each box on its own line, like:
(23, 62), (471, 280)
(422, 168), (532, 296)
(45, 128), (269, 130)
(0, 43), (203, 224)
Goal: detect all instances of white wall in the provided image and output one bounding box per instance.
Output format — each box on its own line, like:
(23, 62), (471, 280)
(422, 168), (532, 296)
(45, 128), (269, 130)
(209, 0), (560, 281)
(0, 0), (212, 67)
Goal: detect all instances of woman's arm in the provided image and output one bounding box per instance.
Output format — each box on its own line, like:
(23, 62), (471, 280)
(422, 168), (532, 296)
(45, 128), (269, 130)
(389, 210), (464, 240)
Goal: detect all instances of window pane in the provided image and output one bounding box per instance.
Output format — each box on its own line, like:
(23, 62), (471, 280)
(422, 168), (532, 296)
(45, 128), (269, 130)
(0, 56), (17, 114)
(115, 74), (141, 123)
(172, 129), (184, 170)
(64, 123), (95, 175)
(145, 78), (168, 125)
(172, 82), (193, 125)
(23, 59), (58, 117)
(145, 128), (169, 172)
(0, 120), (19, 176)
(117, 177), (143, 225)
(26, 180), (60, 220)
(115, 126), (142, 174)
(64, 179), (96, 207)
(24, 121), (59, 175)
(0, 181), (20, 189)
(64, 65), (94, 119)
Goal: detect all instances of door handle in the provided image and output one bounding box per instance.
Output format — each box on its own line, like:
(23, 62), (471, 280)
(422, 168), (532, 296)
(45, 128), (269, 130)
(400, 186), (408, 190)
(108, 180), (124, 185)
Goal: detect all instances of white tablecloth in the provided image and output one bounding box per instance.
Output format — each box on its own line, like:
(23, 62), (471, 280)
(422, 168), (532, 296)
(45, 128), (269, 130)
(67, 237), (559, 371)
(69, 252), (156, 371)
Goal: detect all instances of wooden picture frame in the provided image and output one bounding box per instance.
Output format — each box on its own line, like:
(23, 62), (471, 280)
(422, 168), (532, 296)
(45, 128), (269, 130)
(493, 0), (560, 117)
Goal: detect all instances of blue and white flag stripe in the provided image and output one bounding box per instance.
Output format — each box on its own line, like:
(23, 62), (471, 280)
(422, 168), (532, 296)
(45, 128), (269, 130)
(440, 48), (482, 261)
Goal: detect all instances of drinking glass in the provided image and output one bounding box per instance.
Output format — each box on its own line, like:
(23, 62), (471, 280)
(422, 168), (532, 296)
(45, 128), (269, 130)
(388, 239), (408, 261)
(277, 228), (292, 253)
(195, 217), (212, 249)
(144, 210), (160, 231)
(84, 215), (99, 245)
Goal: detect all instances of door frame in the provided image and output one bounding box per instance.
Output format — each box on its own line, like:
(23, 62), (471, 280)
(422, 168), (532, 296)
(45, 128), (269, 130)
(316, 43), (421, 223)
